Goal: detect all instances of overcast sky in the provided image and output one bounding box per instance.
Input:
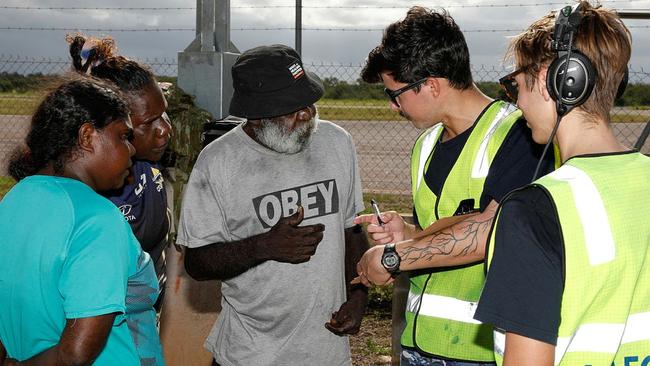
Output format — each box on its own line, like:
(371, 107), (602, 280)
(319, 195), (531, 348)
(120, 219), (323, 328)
(1, 0), (649, 81)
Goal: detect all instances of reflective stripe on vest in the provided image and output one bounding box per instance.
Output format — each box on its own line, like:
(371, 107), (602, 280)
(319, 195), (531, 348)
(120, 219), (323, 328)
(470, 104), (518, 178)
(406, 291), (481, 325)
(415, 124), (444, 191)
(493, 311), (650, 365)
(547, 165), (615, 265)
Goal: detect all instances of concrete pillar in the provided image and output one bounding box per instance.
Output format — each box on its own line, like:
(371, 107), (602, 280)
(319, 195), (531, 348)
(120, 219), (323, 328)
(178, 0), (239, 120)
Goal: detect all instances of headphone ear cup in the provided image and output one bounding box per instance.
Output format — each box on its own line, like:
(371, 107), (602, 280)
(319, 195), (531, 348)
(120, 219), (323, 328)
(546, 56), (563, 102)
(546, 52), (596, 110)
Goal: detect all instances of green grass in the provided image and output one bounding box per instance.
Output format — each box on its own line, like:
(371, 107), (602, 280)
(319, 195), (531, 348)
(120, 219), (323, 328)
(0, 176), (16, 199)
(610, 112), (650, 123)
(364, 338), (392, 356)
(0, 91), (42, 115)
(317, 98), (403, 121)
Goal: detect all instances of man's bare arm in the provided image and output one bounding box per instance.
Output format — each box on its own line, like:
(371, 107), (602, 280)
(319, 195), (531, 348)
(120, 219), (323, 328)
(1, 338), (7, 362)
(353, 200), (499, 287)
(503, 332), (554, 366)
(397, 200), (498, 270)
(5, 315), (115, 366)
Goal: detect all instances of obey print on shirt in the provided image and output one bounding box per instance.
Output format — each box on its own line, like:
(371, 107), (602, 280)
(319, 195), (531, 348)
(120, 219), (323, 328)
(252, 179), (339, 228)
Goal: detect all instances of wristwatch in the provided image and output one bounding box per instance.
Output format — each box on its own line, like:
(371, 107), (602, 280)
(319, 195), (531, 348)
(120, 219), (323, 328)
(381, 243), (401, 275)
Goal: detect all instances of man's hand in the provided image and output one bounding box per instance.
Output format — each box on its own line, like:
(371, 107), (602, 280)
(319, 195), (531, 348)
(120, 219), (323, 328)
(325, 294), (366, 336)
(258, 206), (325, 264)
(353, 245), (394, 287)
(353, 211), (407, 244)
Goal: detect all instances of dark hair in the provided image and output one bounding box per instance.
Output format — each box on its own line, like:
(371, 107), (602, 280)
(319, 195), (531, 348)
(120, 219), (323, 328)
(8, 78), (130, 181)
(67, 34), (156, 93)
(361, 6), (473, 90)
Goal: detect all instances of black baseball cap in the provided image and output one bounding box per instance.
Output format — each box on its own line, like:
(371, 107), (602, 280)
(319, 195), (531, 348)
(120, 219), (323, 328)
(229, 44), (324, 119)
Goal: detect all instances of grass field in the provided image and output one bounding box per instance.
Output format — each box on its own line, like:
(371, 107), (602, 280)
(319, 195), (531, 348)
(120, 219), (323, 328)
(0, 176), (16, 198)
(0, 92), (42, 115)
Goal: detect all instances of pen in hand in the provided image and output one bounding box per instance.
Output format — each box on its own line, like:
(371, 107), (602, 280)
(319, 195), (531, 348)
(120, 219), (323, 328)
(370, 199), (384, 226)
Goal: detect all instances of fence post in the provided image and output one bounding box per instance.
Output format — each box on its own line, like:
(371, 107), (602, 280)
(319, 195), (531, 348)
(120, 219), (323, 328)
(391, 214), (414, 365)
(634, 119), (650, 151)
(177, 0), (239, 120)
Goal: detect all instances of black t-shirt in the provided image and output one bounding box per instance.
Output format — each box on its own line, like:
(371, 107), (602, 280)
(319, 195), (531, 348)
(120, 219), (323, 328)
(474, 185), (564, 345)
(413, 101), (554, 227)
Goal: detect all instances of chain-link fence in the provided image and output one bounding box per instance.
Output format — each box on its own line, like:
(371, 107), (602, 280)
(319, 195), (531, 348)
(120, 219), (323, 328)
(2, 56), (650, 210)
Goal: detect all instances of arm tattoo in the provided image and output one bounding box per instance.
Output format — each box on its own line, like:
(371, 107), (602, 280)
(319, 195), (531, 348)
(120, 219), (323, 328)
(400, 207), (496, 264)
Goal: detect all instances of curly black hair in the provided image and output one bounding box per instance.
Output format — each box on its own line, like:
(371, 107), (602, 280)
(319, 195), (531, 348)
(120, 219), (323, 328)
(67, 34), (156, 93)
(8, 78), (130, 181)
(361, 6), (473, 90)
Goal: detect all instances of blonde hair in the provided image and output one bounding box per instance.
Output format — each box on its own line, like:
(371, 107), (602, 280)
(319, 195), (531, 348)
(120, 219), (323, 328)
(506, 1), (631, 120)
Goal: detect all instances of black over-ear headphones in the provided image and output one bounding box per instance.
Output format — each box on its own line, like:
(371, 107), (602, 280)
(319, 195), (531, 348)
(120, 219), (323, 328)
(547, 3), (629, 116)
(546, 3), (596, 116)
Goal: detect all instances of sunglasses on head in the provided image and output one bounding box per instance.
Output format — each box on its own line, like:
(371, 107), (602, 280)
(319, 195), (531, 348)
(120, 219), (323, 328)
(499, 68), (526, 103)
(384, 77), (429, 107)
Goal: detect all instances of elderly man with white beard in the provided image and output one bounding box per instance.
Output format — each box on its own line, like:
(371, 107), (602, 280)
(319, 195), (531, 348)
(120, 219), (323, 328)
(176, 44), (369, 366)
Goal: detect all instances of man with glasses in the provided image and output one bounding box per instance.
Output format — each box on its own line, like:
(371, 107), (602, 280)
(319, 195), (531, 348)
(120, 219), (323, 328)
(176, 44), (369, 366)
(353, 6), (553, 366)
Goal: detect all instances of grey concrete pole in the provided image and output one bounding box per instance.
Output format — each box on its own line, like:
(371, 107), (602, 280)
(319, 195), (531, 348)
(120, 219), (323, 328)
(178, 0), (240, 120)
(617, 9), (650, 19)
(295, 0), (302, 56)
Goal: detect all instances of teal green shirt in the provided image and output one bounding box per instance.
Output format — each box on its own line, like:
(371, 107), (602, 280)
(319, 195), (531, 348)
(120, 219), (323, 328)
(0, 176), (163, 365)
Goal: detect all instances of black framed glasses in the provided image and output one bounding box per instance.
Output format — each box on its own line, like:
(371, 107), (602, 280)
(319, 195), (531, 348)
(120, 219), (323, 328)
(499, 68), (525, 103)
(384, 77), (428, 107)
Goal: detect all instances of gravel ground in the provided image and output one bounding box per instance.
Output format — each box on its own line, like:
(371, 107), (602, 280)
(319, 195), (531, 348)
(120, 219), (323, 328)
(350, 309), (393, 366)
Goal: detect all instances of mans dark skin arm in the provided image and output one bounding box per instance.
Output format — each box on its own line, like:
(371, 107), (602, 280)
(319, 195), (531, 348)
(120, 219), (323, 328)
(325, 224), (369, 336)
(184, 206), (325, 281)
(3, 314), (115, 366)
(1, 339), (7, 363)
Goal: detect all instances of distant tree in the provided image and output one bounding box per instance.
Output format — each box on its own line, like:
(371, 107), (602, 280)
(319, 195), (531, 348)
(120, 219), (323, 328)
(617, 83), (650, 107)
(0, 72), (58, 93)
(322, 77), (386, 100)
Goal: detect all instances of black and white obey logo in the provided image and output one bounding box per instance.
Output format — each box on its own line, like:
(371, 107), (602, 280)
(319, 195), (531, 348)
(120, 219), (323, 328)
(253, 179), (339, 228)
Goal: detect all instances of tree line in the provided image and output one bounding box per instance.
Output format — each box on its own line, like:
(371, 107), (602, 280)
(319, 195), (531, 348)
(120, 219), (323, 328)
(322, 76), (650, 107)
(2, 73), (650, 107)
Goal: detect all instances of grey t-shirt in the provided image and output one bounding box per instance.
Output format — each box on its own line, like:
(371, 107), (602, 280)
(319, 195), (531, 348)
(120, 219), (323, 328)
(176, 120), (364, 366)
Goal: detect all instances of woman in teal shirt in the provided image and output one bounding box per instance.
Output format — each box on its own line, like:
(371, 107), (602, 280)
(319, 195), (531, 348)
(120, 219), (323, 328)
(0, 78), (164, 365)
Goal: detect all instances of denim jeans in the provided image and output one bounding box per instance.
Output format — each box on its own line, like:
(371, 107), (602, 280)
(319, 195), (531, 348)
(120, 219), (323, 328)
(400, 349), (496, 366)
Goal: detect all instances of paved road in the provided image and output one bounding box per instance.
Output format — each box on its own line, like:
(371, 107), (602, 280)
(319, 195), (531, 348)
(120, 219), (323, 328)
(2, 115), (649, 195)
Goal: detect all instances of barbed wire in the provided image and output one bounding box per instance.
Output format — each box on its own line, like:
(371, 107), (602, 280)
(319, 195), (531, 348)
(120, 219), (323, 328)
(231, 25), (650, 31)
(233, 0), (646, 9)
(1, 25), (649, 32)
(0, 27), (194, 32)
(0, 0), (644, 11)
(0, 6), (194, 10)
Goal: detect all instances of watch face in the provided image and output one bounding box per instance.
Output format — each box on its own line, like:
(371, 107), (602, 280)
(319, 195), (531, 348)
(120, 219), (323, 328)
(382, 253), (399, 269)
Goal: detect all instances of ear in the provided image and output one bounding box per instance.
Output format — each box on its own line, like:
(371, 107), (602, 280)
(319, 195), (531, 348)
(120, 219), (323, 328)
(425, 77), (441, 98)
(78, 122), (97, 153)
(538, 66), (552, 102)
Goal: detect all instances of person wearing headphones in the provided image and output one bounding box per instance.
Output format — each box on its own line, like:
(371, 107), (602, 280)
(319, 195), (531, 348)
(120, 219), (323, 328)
(474, 2), (650, 365)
